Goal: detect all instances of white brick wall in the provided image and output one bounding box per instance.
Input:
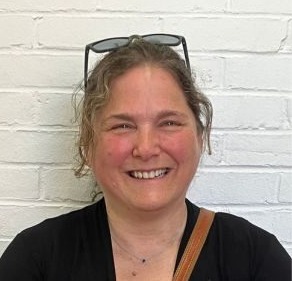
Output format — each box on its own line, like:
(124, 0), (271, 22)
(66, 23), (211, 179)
(0, 0), (291, 258)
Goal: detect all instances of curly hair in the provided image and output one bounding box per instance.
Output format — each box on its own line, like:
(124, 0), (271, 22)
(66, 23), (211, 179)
(73, 39), (213, 177)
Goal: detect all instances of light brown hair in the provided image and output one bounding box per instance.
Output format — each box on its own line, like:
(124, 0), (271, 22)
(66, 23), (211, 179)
(73, 39), (212, 177)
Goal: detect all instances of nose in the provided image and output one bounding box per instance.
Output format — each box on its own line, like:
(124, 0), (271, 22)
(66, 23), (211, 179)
(132, 126), (161, 160)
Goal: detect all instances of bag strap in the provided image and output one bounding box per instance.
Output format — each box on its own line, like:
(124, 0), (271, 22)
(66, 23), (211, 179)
(173, 208), (215, 281)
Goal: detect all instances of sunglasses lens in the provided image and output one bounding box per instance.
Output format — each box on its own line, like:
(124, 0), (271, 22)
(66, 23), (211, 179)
(92, 38), (129, 52)
(143, 34), (180, 45)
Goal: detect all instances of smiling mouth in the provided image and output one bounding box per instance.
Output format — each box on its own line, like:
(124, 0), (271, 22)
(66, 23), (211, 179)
(129, 168), (169, 179)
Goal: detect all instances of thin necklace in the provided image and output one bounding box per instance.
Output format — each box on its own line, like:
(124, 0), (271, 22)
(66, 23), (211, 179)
(111, 229), (184, 264)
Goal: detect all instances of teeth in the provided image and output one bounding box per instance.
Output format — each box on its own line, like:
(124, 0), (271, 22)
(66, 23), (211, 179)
(131, 169), (168, 179)
(143, 172), (148, 179)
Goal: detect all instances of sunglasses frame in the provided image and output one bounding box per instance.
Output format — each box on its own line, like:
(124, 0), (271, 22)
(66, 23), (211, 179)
(84, 33), (190, 88)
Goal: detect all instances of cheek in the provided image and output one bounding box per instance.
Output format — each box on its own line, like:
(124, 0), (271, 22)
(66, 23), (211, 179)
(162, 132), (202, 163)
(94, 135), (133, 166)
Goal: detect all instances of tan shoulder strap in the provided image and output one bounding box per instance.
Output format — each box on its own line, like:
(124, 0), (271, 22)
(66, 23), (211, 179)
(173, 208), (215, 281)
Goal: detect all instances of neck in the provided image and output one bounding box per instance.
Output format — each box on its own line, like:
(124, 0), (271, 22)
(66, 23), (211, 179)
(106, 197), (187, 247)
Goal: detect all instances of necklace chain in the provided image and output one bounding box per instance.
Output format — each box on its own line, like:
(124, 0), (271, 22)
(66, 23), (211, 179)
(108, 205), (188, 265)
(111, 230), (183, 264)
(111, 235), (147, 263)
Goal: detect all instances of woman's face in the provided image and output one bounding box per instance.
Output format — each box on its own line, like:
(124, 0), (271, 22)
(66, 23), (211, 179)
(89, 65), (202, 213)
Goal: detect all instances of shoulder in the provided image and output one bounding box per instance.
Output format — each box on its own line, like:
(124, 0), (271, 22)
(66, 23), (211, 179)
(187, 201), (289, 260)
(185, 199), (274, 243)
(187, 202), (291, 279)
(0, 200), (103, 265)
(212, 210), (284, 251)
(20, 201), (100, 239)
(187, 200), (265, 239)
(214, 211), (291, 278)
(203, 209), (279, 251)
(0, 199), (107, 280)
(214, 211), (265, 236)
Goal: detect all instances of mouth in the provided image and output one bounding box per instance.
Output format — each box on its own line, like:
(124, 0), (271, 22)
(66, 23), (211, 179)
(128, 168), (170, 180)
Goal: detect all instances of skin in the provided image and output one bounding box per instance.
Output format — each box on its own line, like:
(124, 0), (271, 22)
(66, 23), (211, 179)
(88, 65), (203, 280)
(89, 64), (202, 219)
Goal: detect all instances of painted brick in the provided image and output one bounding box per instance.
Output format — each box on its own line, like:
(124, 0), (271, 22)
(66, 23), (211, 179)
(164, 18), (286, 52)
(188, 171), (279, 204)
(230, 0), (292, 14)
(0, 240), (10, 257)
(38, 16), (162, 49)
(288, 98), (292, 127)
(286, 247), (292, 258)
(0, 16), (34, 48)
(0, 168), (39, 199)
(41, 168), (95, 202)
(0, 205), (82, 237)
(0, 91), (75, 127)
(0, 92), (38, 125)
(190, 56), (224, 89)
(37, 17), (287, 53)
(37, 92), (75, 127)
(283, 20), (292, 52)
(0, 92), (76, 127)
(0, 0), (97, 11)
(0, 131), (76, 164)
(0, 54), (82, 88)
(99, 0), (226, 12)
(279, 173), (292, 203)
(210, 95), (286, 129)
(225, 56), (292, 91)
(0, 0), (291, 257)
(224, 133), (292, 166)
(200, 133), (224, 166)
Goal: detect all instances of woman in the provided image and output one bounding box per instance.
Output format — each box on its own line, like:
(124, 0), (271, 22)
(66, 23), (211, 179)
(0, 34), (290, 280)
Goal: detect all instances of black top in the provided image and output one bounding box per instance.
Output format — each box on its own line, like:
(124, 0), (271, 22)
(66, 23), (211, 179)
(0, 199), (290, 280)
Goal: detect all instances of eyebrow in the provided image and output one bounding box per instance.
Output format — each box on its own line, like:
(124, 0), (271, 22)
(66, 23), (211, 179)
(156, 110), (189, 120)
(102, 110), (189, 123)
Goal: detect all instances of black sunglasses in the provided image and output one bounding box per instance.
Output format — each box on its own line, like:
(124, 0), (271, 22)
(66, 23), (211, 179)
(84, 33), (190, 88)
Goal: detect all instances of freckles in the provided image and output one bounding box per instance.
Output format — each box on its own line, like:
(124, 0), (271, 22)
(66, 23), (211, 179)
(106, 150), (113, 157)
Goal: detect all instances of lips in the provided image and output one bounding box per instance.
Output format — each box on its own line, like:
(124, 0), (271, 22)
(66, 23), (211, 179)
(129, 168), (169, 179)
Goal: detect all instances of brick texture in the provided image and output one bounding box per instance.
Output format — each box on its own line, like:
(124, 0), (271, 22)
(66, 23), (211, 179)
(0, 0), (291, 257)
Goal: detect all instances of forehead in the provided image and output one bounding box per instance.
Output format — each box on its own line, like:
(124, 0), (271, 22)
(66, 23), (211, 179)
(97, 65), (195, 121)
(109, 65), (183, 101)
(117, 66), (178, 98)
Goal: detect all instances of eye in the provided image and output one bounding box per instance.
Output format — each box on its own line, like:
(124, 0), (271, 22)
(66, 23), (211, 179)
(160, 120), (182, 127)
(111, 123), (135, 131)
(114, 124), (130, 129)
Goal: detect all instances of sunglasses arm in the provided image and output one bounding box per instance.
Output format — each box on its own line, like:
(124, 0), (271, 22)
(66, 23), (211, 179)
(84, 46), (90, 88)
(181, 38), (191, 71)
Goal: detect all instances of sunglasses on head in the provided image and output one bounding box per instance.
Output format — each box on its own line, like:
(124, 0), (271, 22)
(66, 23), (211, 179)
(84, 33), (190, 88)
